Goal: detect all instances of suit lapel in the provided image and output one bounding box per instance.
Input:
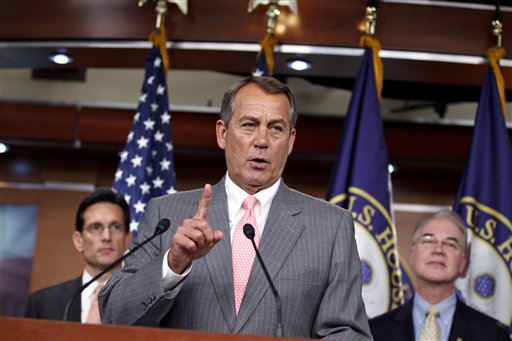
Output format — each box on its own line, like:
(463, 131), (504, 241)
(234, 183), (304, 332)
(204, 179), (236, 331)
(393, 300), (415, 341)
(448, 299), (475, 341)
(60, 277), (82, 322)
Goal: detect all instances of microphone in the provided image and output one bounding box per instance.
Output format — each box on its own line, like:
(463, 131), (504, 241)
(243, 223), (283, 337)
(62, 218), (171, 321)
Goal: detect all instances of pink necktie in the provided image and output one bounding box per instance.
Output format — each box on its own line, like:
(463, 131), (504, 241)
(232, 195), (260, 315)
(85, 283), (103, 324)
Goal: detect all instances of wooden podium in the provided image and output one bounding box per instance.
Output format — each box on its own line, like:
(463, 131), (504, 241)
(0, 317), (309, 341)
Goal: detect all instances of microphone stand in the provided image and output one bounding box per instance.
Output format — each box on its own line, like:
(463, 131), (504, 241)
(62, 218), (170, 321)
(244, 224), (283, 337)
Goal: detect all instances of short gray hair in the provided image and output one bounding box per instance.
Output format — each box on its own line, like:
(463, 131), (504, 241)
(220, 76), (298, 130)
(411, 209), (468, 254)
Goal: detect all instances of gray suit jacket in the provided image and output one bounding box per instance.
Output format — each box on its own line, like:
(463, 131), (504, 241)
(100, 178), (372, 340)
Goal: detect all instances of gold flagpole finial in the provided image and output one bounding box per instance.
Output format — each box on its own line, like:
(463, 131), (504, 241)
(492, 19), (502, 48)
(365, 4), (377, 36)
(248, 0), (298, 33)
(248, 0), (298, 14)
(138, 0), (188, 29)
(491, 1), (502, 48)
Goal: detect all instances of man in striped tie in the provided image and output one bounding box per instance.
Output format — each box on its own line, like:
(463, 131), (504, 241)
(369, 210), (509, 341)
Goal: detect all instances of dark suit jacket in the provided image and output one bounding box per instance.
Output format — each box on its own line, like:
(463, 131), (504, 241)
(101, 178), (372, 340)
(25, 276), (82, 322)
(369, 297), (510, 341)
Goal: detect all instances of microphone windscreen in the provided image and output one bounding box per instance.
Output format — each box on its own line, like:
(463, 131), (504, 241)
(156, 218), (171, 234)
(243, 223), (255, 240)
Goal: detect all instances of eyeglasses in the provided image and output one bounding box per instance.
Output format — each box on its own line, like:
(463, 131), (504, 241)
(416, 234), (463, 252)
(83, 223), (125, 236)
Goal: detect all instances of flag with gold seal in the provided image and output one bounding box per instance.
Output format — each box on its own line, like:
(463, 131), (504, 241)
(453, 47), (512, 334)
(326, 36), (406, 318)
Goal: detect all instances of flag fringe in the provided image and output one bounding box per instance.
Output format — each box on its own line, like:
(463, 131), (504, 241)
(486, 47), (507, 116)
(150, 25), (169, 76)
(360, 35), (383, 99)
(258, 32), (278, 76)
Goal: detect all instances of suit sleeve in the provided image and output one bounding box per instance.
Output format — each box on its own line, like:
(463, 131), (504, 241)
(313, 210), (373, 341)
(25, 293), (38, 318)
(99, 198), (182, 326)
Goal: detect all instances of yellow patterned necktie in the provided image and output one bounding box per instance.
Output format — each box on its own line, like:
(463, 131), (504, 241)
(419, 305), (440, 341)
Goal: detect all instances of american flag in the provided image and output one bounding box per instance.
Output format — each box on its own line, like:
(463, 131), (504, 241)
(113, 46), (176, 235)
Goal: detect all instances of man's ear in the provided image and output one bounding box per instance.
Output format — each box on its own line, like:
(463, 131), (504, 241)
(124, 231), (132, 249)
(72, 231), (84, 253)
(459, 242), (471, 278)
(216, 119), (226, 150)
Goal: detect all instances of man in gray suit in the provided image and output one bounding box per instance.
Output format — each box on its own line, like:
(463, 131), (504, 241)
(100, 76), (372, 340)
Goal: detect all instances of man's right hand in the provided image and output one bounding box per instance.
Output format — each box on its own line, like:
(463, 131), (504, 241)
(168, 184), (224, 274)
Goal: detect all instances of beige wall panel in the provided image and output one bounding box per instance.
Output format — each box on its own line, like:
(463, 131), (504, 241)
(30, 190), (91, 292)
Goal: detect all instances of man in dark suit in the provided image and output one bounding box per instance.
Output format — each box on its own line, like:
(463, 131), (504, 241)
(25, 188), (131, 323)
(369, 210), (510, 341)
(100, 76), (372, 340)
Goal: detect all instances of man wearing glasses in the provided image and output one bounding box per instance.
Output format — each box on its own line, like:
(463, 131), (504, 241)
(25, 188), (131, 324)
(369, 209), (509, 341)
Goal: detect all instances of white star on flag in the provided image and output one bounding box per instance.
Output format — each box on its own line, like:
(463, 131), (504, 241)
(161, 112), (171, 124)
(133, 200), (146, 213)
(160, 158), (171, 171)
(112, 46), (177, 236)
(154, 130), (164, 142)
(115, 170), (123, 181)
(143, 118), (155, 130)
(136, 136), (150, 149)
(125, 175), (136, 187)
(120, 150), (129, 162)
(152, 176), (164, 189)
(157, 84), (165, 95)
(139, 182), (151, 194)
(130, 155), (143, 168)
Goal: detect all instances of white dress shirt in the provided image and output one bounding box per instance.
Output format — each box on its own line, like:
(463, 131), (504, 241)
(161, 173), (281, 291)
(80, 270), (100, 323)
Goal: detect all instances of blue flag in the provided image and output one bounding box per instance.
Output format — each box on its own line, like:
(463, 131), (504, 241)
(113, 46), (177, 236)
(453, 57), (512, 332)
(326, 38), (406, 317)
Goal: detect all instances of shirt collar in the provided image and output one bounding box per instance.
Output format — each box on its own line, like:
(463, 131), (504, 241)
(225, 172), (280, 219)
(414, 292), (457, 328)
(82, 270), (97, 299)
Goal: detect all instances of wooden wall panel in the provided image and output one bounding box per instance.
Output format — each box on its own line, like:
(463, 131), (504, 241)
(31, 190), (87, 291)
(0, 188), (88, 292)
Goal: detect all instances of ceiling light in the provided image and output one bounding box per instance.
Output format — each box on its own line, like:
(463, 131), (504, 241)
(0, 142), (9, 154)
(286, 58), (312, 71)
(49, 49), (73, 65)
(388, 163), (398, 174)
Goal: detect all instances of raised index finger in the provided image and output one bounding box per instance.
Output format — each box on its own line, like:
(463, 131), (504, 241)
(194, 184), (212, 219)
